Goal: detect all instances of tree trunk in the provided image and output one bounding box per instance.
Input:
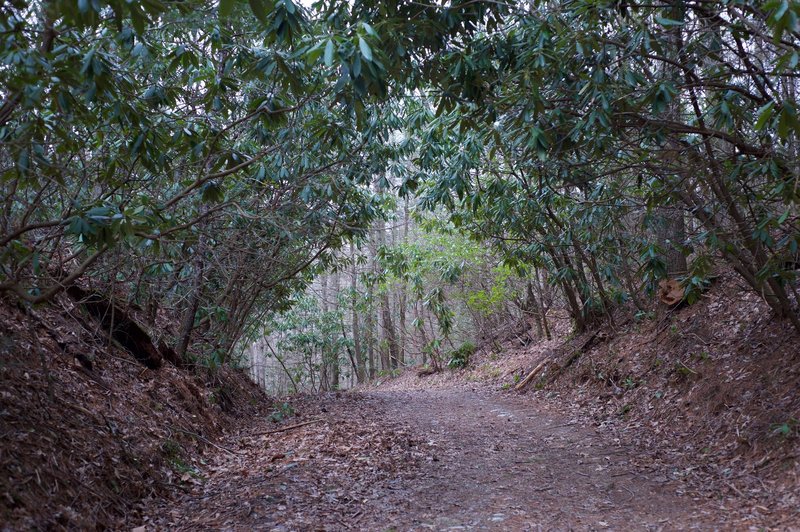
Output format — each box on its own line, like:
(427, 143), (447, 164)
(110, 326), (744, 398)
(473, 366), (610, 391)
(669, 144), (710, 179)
(376, 218), (400, 370)
(330, 268), (341, 389)
(656, 206), (688, 278)
(547, 248), (586, 332)
(176, 250), (204, 363)
(535, 269), (552, 340)
(381, 293), (399, 370)
(366, 232), (376, 379)
(658, 0), (688, 280)
(319, 274), (329, 391)
(398, 197), (409, 366)
(525, 281), (544, 338)
(350, 243), (366, 383)
(415, 300), (428, 365)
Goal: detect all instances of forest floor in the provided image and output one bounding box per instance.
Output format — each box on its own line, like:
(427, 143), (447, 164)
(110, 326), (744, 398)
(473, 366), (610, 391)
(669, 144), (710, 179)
(141, 386), (735, 531)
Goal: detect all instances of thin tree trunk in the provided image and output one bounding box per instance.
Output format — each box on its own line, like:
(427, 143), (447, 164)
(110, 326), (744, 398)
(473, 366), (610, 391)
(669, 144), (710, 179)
(319, 274), (329, 391)
(398, 197), (410, 366)
(525, 281), (544, 338)
(366, 231), (376, 379)
(376, 218), (399, 370)
(176, 236), (205, 362)
(658, 0), (689, 279)
(415, 299), (427, 365)
(535, 269), (552, 340)
(350, 243), (366, 383)
(330, 267), (341, 389)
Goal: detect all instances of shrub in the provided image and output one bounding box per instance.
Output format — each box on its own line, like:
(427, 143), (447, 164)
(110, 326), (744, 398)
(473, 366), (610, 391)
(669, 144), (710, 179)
(447, 341), (476, 369)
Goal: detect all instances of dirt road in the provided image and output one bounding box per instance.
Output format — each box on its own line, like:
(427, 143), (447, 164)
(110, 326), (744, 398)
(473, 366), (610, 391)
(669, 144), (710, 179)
(144, 387), (717, 530)
(368, 388), (708, 530)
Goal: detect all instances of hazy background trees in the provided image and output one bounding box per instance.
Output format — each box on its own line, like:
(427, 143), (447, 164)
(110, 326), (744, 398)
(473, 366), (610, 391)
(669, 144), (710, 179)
(246, 200), (534, 394)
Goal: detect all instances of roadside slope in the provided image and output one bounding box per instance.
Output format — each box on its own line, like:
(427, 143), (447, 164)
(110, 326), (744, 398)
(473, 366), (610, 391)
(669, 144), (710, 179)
(0, 295), (271, 529)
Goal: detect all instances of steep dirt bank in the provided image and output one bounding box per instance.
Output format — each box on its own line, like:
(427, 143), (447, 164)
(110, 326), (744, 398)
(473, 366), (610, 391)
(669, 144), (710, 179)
(0, 295), (272, 529)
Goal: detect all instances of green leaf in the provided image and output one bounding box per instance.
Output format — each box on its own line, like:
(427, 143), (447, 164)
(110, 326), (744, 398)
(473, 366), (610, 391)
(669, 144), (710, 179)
(754, 101), (775, 131)
(773, 0), (789, 21)
(655, 16), (684, 26)
(306, 42), (324, 64)
(777, 104), (799, 139)
(248, 0), (268, 23)
(358, 37), (373, 62)
(130, 9), (146, 35)
(324, 39), (334, 66)
(219, 0), (236, 19)
(361, 22), (377, 37)
(775, 50), (799, 71)
(17, 149), (29, 175)
(202, 182), (224, 203)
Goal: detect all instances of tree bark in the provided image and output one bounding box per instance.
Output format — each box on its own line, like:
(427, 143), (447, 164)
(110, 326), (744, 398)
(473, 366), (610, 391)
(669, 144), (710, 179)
(350, 243), (366, 383)
(376, 218), (400, 370)
(525, 281), (544, 338)
(656, 206), (688, 278)
(658, 0), (689, 279)
(366, 231), (376, 379)
(535, 269), (552, 341)
(330, 267), (341, 389)
(175, 250), (204, 363)
(319, 274), (329, 391)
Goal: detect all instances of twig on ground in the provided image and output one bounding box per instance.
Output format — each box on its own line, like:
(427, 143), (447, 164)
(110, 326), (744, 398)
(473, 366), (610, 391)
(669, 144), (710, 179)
(171, 426), (244, 455)
(252, 418), (325, 436)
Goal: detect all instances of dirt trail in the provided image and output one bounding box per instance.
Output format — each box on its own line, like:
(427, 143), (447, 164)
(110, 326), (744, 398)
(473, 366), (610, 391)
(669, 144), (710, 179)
(145, 387), (720, 530)
(371, 388), (707, 530)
